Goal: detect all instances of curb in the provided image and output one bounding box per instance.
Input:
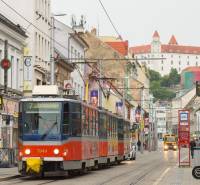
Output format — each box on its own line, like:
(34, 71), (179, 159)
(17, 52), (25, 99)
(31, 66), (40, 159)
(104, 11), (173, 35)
(0, 175), (20, 182)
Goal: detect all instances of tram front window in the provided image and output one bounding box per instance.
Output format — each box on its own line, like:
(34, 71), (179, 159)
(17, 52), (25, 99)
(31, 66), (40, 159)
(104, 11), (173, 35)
(22, 102), (61, 140)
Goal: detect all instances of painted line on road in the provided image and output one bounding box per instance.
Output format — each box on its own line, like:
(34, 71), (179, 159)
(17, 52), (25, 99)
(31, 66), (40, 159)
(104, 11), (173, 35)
(153, 167), (170, 185)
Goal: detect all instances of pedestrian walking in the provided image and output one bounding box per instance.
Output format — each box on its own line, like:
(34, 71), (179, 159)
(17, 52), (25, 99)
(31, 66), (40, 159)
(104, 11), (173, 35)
(137, 140), (141, 151)
(190, 139), (196, 159)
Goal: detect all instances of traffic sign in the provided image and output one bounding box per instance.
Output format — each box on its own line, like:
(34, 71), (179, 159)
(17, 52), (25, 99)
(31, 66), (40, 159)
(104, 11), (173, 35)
(178, 110), (190, 167)
(1, 58), (11, 70)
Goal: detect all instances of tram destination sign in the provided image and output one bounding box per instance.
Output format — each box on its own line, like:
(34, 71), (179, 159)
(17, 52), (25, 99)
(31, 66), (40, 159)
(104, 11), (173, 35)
(25, 102), (60, 111)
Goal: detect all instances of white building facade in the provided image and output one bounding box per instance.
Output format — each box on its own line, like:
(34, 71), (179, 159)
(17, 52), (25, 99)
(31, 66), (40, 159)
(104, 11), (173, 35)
(0, 13), (27, 92)
(130, 31), (200, 76)
(0, 13), (27, 149)
(54, 19), (87, 100)
(155, 107), (167, 139)
(0, 0), (51, 94)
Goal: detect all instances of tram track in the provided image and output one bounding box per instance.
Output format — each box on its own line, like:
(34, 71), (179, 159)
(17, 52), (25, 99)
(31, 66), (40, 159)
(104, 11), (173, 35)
(0, 153), (177, 185)
(98, 155), (176, 185)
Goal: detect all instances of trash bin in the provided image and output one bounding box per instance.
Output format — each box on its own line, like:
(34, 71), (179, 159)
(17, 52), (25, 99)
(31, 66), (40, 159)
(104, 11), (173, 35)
(192, 147), (200, 179)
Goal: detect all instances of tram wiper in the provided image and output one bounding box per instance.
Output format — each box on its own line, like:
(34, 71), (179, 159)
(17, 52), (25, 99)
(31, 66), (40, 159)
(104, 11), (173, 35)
(41, 121), (58, 140)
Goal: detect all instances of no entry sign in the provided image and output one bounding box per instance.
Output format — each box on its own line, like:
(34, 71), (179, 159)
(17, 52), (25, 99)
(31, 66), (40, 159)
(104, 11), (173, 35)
(1, 58), (11, 70)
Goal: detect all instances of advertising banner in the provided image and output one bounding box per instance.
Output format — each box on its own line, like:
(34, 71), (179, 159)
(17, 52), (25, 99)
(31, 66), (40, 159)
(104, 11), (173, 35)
(0, 95), (3, 110)
(135, 105), (141, 123)
(90, 90), (98, 107)
(116, 101), (123, 115)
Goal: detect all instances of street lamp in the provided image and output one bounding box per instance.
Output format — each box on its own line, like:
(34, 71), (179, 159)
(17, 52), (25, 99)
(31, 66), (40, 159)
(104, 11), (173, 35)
(50, 13), (67, 85)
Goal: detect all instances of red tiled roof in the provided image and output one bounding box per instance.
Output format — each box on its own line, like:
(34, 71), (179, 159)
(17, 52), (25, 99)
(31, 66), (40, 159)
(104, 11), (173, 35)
(168, 35), (178, 45)
(182, 66), (200, 72)
(153, 30), (160, 38)
(161, 45), (200, 54)
(106, 40), (128, 56)
(129, 45), (151, 54)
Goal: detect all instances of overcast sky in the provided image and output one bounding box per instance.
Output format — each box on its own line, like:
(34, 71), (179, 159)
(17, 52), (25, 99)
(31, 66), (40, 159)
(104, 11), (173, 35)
(52, 0), (200, 47)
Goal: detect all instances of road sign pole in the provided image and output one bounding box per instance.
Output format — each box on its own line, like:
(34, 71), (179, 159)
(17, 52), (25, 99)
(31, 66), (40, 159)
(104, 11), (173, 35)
(4, 40), (8, 94)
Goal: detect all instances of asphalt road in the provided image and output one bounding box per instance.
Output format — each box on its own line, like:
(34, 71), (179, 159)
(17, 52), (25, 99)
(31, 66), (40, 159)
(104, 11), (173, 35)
(0, 148), (198, 185)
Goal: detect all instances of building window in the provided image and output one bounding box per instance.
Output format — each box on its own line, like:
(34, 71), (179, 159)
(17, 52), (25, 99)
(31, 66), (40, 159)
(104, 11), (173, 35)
(187, 56), (189, 59)
(179, 61), (181, 65)
(179, 56), (181, 58)
(16, 58), (19, 89)
(161, 60), (163, 64)
(196, 62), (198, 66)
(196, 56), (198, 59)
(161, 66), (163, 71)
(71, 46), (74, 62)
(179, 67), (181, 72)
(10, 56), (14, 88)
(171, 55), (173, 58)
(0, 50), (2, 84)
(171, 60), (173, 65)
(187, 61), (189, 65)
(148, 60), (150, 65)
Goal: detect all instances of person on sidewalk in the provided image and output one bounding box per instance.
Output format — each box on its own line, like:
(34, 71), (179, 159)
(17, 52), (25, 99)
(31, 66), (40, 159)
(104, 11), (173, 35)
(137, 140), (141, 151)
(190, 139), (196, 159)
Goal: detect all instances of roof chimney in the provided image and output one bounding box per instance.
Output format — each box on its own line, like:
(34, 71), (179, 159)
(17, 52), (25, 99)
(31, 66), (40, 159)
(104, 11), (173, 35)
(91, 28), (97, 36)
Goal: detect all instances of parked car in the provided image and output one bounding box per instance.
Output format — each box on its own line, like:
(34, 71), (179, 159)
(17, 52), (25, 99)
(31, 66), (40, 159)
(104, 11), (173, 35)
(128, 142), (136, 160)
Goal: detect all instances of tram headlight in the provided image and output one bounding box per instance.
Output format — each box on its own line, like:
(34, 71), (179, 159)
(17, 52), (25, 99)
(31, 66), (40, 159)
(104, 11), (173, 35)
(164, 145), (168, 150)
(53, 148), (59, 155)
(173, 145), (177, 149)
(25, 149), (31, 155)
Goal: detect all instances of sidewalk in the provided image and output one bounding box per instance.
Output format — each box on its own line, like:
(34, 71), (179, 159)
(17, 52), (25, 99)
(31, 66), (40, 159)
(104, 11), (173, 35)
(0, 167), (19, 181)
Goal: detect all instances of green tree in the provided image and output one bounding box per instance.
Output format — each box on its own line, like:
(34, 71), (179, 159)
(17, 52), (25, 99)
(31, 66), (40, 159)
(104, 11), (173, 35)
(149, 69), (161, 81)
(152, 87), (176, 100)
(160, 75), (170, 87)
(168, 68), (180, 86)
(150, 81), (160, 93)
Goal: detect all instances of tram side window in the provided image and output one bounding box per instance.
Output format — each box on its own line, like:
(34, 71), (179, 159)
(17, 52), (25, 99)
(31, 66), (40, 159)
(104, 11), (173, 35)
(107, 115), (110, 137)
(83, 106), (89, 136)
(63, 102), (70, 135)
(99, 112), (106, 138)
(109, 116), (112, 137)
(95, 111), (98, 136)
(92, 110), (96, 136)
(124, 122), (127, 139)
(114, 118), (117, 138)
(70, 103), (81, 136)
(118, 119), (123, 140)
(82, 105), (86, 135)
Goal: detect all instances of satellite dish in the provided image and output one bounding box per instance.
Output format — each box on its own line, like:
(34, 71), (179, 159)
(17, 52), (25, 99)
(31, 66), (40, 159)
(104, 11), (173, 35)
(71, 14), (76, 27)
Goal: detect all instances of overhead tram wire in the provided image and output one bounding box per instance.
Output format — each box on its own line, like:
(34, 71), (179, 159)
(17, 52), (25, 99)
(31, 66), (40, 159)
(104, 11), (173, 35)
(98, 0), (122, 39)
(0, 0), (89, 83)
(0, 0), (76, 56)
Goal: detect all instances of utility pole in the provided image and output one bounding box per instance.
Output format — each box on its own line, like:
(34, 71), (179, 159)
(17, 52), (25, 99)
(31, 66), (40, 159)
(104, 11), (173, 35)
(123, 78), (126, 119)
(140, 86), (144, 154)
(4, 40), (8, 93)
(99, 60), (102, 107)
(50, 17), (55, 85)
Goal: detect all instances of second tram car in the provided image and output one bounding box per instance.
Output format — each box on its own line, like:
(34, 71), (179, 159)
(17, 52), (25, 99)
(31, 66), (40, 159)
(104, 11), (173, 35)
(18, 86), (131, 176)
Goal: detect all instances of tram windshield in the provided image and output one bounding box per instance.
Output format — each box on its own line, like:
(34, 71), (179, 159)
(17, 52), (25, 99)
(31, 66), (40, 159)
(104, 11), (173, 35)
(21, 102), (62, 140)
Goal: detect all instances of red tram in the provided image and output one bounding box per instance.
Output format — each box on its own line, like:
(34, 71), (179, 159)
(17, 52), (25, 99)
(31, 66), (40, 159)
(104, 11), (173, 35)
(18, 96), (131, 176)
